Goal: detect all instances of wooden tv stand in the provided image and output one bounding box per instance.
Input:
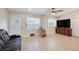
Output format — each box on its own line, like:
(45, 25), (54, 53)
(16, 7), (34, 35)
(56, 27), (72, 36)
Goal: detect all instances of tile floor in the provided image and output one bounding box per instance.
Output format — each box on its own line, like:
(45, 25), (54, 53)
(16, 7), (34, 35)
(21, 34), (79, 51)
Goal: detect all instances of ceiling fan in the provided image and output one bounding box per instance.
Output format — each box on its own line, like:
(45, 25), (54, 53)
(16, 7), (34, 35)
(51, 8), (63, 14)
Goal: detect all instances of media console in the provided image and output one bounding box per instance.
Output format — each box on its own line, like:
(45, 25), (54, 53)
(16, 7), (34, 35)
(56, 27), (72, 36)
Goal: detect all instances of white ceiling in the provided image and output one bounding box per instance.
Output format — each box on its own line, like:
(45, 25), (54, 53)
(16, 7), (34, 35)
(7, 8), (78, 16)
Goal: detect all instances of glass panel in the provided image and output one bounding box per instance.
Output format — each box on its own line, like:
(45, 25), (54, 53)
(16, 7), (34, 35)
(48, 19), (56, 27)
(27, 16), (40, 30)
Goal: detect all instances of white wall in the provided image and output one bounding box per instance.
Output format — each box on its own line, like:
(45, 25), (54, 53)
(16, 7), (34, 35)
(59, 9), (79, 37)
(0, 8), (8, 31)
(41, 15), (56, 35)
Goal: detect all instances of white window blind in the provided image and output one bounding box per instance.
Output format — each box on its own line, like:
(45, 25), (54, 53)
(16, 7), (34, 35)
(27, 16), (40, 29)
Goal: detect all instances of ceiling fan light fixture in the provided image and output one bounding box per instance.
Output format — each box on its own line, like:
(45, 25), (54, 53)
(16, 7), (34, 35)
(51, 13), (59, 16)
(52, 12), (55, 14)
(51, 12), (57, 15)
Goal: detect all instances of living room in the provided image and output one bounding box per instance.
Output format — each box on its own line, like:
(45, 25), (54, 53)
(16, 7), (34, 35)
(0, 8), (79, 51)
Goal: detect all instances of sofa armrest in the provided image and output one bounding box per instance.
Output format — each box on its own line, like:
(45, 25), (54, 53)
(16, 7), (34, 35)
(10, 35), (21, 39)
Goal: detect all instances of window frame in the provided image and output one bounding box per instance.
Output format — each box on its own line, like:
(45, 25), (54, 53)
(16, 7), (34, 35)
(48, 18), (56, 27)
(27, 16), (40, 30)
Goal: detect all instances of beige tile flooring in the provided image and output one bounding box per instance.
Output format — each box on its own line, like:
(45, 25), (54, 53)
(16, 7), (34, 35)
(21, 34), (79, 51)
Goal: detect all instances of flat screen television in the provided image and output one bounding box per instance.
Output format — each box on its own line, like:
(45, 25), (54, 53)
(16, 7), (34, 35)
(57, 19), (70, 28)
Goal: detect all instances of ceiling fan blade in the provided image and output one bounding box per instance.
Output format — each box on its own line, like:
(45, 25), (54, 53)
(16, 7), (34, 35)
(51, 11), (57, 14)
(54, 12), (58, 14)
(51, 8), (63, 12)
(51, 10), (56, 12)
(55, 10), (63, 12)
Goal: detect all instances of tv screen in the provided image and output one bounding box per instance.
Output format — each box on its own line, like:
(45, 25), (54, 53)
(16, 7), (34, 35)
(57, 19), (70, 27)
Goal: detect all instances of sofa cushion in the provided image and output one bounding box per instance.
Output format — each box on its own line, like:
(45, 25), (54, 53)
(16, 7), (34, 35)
(0, 39), (5, 50)
(2, 37), (21, 51)
(0, 30), (9, 44)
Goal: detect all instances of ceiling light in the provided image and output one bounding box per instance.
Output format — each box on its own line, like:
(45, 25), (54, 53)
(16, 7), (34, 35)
(28, 8), (32, 11)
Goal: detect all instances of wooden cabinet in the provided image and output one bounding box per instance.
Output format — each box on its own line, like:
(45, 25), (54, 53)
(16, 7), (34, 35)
(56, 27), (72, 36)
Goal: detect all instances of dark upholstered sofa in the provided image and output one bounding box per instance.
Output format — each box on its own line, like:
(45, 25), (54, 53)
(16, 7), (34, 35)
(0, 29), (21, 51)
